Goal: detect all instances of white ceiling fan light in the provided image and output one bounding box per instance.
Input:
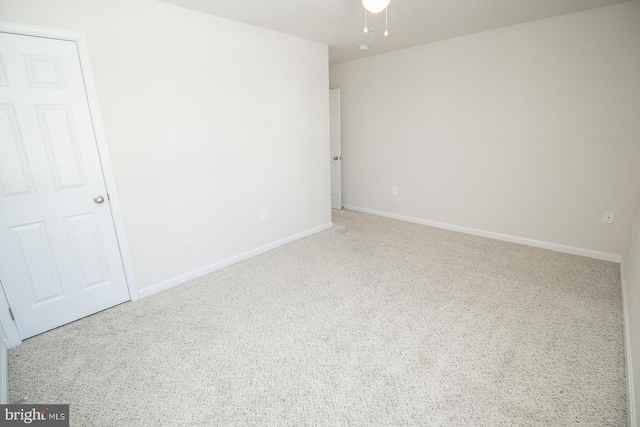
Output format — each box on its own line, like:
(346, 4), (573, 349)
(362, 0), (390, 14)
(362, 0), (390, 37)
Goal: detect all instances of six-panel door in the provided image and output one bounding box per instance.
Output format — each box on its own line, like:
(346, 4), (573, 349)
(0, 32), (130, 339)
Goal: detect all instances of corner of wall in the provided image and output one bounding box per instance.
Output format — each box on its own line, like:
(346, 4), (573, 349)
(621, 259), (637, 427)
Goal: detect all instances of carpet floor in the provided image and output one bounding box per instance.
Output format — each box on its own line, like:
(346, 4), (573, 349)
(9, 210), (627, 426)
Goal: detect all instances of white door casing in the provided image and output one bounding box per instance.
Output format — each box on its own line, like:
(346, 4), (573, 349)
(0, 320), (7, 404)
(0, 23), (138, 345)
(330, 88), (342, 210)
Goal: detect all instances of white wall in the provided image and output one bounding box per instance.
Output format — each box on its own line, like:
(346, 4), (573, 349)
(330, 2), (640, 257)
(623, 191), (640, 426)
(0, 0), (331, 292)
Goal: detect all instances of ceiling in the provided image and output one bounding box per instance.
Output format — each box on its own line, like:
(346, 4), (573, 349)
(158, 0), (634, 64)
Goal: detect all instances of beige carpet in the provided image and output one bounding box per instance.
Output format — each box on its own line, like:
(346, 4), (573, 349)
(9, 210), (627, 426)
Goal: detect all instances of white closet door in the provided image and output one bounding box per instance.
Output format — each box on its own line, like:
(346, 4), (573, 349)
(0, 32), (130, 339)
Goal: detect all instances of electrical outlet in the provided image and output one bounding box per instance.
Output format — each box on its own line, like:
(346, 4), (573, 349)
(260, 209), (268, 221)
(602, 210), (615, 224)
(392, 186), (398, 195)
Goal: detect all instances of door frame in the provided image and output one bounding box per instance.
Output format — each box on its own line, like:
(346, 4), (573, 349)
(330, 88), (342, 209)
(0, 21), (139, 348)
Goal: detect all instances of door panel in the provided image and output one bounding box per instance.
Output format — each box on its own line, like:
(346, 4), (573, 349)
(9, 222), (64, 305)
(64, 212), (110, 289)
(0, 32), (130, 339)
(37, 105), (85, 190)
(0, 105), (34, 197)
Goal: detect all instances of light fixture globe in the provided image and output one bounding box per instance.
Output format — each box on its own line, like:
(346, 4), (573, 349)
(362, 0), (390, 14)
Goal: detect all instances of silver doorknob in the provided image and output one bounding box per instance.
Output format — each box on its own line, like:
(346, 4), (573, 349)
(93, 196), (105, 204)
(333, 156), (339, 160)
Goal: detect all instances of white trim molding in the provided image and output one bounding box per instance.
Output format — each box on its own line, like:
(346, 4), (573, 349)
(621, 259), (637, 427)
(343, 205), (622, 263)
(0, 291), (20, 349)
(0, 21), (140, 346)
(0, 320), (6, 404)
(139, 222), (334, 299)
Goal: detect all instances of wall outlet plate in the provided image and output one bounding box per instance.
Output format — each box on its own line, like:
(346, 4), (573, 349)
(392, 186), (398, 195)
(260, 209), (268, 221)
(602, 210), (615, 224)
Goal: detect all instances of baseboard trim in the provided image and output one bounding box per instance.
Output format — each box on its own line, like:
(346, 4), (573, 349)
(621, 259), (637, 427)
(139, 222), (334, 299)
(343, 205), (621, 263)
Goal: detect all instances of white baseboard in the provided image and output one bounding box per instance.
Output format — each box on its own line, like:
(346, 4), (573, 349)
(621, 259), (637, 427)
(343, 205), (621, 263)
(139, 222), (334, 299)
